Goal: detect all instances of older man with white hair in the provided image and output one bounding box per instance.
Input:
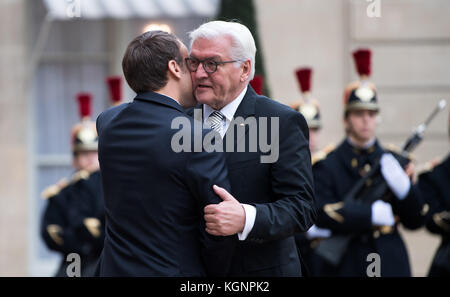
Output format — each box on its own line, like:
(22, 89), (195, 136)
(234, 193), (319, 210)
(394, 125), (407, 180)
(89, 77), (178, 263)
(187, 20), (316, 277)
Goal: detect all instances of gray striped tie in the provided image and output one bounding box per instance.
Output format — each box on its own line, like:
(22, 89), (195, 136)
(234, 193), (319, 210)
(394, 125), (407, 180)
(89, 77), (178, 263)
(207, 110), (225, 135)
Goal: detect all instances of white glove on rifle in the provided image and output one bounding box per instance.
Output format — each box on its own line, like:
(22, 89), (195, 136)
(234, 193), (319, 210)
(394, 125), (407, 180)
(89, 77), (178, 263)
(380, 153), (411, 200)
(371, 200), (395, 226)
(306, 225), (331, 240)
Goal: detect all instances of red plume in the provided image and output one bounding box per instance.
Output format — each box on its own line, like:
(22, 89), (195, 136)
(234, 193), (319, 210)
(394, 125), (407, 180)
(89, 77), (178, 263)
(352, 49), (371, 77)
(77, 93), (92, 119)
(106, 76), (122, 103)
(250, 75), (264, 95)
(295, 68), (312, 93)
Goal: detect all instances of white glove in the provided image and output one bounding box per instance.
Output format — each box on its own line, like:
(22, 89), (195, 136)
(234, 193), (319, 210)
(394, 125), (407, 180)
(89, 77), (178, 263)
(380, 153), (411, 200)
(306, 225), (332, 240)
(371, 200), (395, 226)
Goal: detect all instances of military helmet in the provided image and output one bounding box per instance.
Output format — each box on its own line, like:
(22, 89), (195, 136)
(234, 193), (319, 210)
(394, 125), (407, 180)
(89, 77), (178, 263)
(293, 67), (322, 129)
(344, 49), (379, 114)
(249, 75), (264, 95)
(71, 93), (98, 154)
(106, 76), (123, 106)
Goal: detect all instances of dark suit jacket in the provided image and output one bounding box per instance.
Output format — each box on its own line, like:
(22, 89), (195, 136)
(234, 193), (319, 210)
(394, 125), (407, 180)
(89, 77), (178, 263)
(96, 91), (233, 276)
(188, 86), (316, 276)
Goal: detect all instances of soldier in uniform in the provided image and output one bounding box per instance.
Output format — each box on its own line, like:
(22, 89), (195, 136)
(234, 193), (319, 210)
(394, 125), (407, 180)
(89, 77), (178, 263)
(290, 67), (332, 276)
(41, 93), (104, 277)
(290, 68), (322, 153)
(312, 49), (427, 276)
(417, 112), (450, 276)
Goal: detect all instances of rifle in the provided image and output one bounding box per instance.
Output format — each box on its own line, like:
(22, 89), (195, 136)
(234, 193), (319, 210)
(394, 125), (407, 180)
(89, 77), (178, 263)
(315, 99), (447, 266)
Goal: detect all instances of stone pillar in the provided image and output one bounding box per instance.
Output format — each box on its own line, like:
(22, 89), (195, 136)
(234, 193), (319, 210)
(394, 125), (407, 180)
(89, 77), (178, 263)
(0, 0), (28, 276)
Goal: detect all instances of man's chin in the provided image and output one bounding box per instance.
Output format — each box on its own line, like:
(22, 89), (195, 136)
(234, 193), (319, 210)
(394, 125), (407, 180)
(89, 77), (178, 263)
(357, 134), (375, 143)
(194, 93), (212, 106)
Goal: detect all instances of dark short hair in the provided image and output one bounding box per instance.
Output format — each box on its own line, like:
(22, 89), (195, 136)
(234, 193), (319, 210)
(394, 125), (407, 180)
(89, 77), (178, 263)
(122, 31), (183, 93)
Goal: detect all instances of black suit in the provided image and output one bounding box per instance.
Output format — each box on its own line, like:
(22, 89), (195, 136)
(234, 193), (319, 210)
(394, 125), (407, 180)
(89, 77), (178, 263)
(188, 86), (316, 276)
(96, 91), (233, 276)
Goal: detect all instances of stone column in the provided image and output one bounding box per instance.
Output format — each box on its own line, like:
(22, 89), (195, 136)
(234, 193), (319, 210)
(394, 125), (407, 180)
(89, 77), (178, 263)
(0, 0), (28, 276)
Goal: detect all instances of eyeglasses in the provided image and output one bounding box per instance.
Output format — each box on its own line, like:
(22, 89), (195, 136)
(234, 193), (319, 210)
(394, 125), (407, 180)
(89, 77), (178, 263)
(185, 57), (240, 74)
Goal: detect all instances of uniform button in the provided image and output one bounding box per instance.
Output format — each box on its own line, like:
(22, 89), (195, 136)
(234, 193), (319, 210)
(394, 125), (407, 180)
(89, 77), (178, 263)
(373, 230), (380, 239)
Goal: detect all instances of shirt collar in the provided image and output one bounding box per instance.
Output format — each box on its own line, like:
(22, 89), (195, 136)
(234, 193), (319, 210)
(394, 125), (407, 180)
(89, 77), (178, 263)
(346, 136), (376, 150)
(134, 91), (183, 113)
(203, 86), (248, 123)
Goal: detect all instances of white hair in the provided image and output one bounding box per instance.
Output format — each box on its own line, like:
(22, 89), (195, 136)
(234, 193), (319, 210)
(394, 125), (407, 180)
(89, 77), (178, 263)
(188, 21), (257, 81)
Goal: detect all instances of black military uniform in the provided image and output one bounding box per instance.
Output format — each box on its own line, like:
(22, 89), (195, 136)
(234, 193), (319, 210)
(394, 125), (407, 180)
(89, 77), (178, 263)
(312, 49), (427, 276)
(418, 154), (450, 276)
(291, 67), (326, 276)
(41, 93), (104, 277)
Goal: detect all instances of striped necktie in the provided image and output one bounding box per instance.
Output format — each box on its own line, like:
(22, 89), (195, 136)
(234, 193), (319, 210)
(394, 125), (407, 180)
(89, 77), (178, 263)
(207, 110), (225, 135)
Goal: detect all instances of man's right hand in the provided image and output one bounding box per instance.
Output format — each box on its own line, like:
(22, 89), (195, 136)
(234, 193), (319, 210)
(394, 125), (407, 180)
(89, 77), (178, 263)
(204, 185), (246, 236)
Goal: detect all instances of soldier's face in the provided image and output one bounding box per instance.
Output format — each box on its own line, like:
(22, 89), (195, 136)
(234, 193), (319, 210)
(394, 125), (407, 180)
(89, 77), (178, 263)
(345, 109), (378, 143)
(189, 36), (249, 110)
(73, 151), (99, 172)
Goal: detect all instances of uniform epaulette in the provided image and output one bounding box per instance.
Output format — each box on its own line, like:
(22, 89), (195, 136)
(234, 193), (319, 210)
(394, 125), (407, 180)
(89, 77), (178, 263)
(312, 143), (336, 165)
(71, 169), (91, 184)
(386, 143), (415, 161)
(41, 178), (69, 200)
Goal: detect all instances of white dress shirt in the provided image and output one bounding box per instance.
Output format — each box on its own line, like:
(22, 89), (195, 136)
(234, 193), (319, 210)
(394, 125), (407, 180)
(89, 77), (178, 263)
(203, 86), (256, 241)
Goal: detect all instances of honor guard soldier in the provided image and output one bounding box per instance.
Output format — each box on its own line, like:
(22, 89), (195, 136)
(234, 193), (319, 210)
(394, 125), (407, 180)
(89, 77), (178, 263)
(291, 67), (322, 153)
(312, 49), (426, 276)
(417, 111), (450, 276)
(41, 93), (104, 277)
(106, 76), (124, 106)
(290, 67), (332, 276)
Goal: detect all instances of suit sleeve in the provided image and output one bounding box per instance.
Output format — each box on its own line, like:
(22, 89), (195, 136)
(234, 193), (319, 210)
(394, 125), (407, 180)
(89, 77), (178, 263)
(185, 133), (236, 276)
(313, 160), (373, 234)
(96, 104), (128, 137)
(246, 111), (317, 242)
(96, 112), (104, 136)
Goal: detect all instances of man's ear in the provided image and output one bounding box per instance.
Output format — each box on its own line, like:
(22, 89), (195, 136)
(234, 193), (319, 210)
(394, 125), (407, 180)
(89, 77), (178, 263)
(168, 60), (182, 79)
(240, 60), (251, 82)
